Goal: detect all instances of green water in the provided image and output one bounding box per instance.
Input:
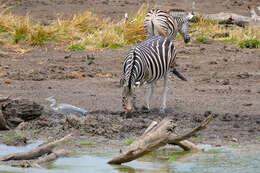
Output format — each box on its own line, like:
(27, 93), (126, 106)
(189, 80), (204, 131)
(0, 143), (259, 173)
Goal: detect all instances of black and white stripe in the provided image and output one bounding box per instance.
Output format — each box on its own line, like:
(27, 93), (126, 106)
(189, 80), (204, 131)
(144, 8), (192, 43)
(144, 9), (178, 41)
(167, 9), (193, 43)
(121, 36), (186, 117)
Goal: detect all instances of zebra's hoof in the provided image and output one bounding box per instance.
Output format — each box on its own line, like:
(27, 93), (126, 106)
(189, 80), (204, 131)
(125, 109), (133, 118)
(159, 108), (166, 114)
(141, 106), (150, 113)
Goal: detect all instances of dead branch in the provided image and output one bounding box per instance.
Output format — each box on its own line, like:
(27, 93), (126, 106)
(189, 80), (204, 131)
(108, 114), (213, 164)
(173, 140), (202, 151)
(142, 120), (201, 151)
(193, 6), (260, 27)
(31, 149), (68, 168)
(0, 134), (72, 161)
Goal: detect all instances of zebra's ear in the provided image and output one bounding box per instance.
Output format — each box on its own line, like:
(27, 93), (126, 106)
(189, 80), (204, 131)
(186, 12), (194, 20)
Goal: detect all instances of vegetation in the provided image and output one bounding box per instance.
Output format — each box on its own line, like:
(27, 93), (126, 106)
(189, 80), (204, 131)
(191, 136), (201, 141)
(231, 143), (239, 148)
(125, 137), (134, 145)
(80, 141), (94, 146)
(168, 151), (190, 161)
(238, 38), (260, 48)
(68, 43), (86, 50)
(0, 2), (259, 51)
(223, 37), (238, 43)
(191, 17), (260, 46)
(195, 36), (208, 42)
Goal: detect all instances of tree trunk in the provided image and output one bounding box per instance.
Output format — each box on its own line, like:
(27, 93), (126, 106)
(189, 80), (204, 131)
(31, 149), (68, 168)
(108, 114), (213, 164)
(0, 134), (72, 161)
(194, 12), (260, 27)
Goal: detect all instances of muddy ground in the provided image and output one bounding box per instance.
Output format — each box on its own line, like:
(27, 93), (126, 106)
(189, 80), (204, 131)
(0, 0), (260, 152)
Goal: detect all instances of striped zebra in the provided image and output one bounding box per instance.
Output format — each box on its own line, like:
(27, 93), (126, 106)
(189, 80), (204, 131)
(144, 8), (193, 43)
(121, 36), (187, 117)
(167, 8), (194, 18)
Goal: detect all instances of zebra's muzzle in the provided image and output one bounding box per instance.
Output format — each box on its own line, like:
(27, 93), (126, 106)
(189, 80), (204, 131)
(184, 37), (190, 43)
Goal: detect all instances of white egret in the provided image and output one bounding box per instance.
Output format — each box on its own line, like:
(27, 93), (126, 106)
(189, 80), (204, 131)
(45, 96), (87, 116)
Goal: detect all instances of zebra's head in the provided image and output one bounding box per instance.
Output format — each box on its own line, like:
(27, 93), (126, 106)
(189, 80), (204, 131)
(177, 17), (191, 44)
(167, 9), (193, 44)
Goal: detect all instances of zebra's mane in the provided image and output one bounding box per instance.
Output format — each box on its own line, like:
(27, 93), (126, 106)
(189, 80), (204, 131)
(167, 8), (187, 12)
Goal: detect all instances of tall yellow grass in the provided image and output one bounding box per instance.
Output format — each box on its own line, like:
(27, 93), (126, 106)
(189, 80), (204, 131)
(0, 2), (259, 50)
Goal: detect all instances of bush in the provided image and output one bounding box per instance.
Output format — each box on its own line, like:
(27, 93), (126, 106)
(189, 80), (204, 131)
(195, 36), (208, 42)
(238, 38), (260, 48)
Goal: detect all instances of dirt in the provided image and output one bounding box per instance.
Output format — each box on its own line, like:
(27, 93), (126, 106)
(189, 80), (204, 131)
(0, 0), (260, 151)
(2, 0), (260, 24)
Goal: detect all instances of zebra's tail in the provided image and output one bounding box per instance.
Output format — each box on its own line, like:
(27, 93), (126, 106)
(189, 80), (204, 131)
(125, 50), (136, 90)
(151, 19), (155, 36)
(172, 68), (187, 81)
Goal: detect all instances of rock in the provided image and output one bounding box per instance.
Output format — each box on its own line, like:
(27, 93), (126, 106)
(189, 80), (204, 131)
(222, 79), (230, 85)
(242, 103), (253, 106)
(231, 137), (238, 142)
(237, 72), (251, 79)
(1, 99), (44, 128)
(233, 123), (240, 128)
(64, 54), (72, 59)
(4, 136), (27, 146)
(3, 79), (11, 84)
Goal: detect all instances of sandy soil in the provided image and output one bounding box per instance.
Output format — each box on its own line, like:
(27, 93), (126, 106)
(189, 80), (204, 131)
(0, 0), (260, 150)
(2, 0), (260, 23)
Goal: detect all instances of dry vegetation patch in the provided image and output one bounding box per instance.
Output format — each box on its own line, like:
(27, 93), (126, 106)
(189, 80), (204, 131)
(0, 2), (259, 50)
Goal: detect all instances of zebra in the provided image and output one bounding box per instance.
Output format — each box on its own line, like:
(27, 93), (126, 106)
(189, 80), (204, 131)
(144, 8), (193, 43)
(167, 8), (194, 19)
(121, 36), (187, 117)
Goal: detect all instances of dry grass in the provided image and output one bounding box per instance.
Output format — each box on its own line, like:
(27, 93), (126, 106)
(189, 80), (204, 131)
(0, 2), (259, 51)
(122, 3), (148, 44)
(191, 17), (260, 46)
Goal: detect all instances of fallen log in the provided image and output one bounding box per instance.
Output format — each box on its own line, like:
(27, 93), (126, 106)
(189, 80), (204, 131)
(31, 149), (68, 168)
(143, 120), (201, 151)
(108, 114), (213, 164)
(0, 134), (72, 161)
(193, 6), (260, 27)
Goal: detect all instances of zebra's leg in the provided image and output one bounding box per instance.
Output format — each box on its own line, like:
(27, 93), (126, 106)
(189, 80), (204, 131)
(131, 87), (138, 111)
(160, 72), (170, 114)
(122, 86), (134, 118)
(144, 82), (155, 111)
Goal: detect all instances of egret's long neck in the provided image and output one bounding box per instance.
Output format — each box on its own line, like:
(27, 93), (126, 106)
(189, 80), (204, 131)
(50, 99), (58, 110)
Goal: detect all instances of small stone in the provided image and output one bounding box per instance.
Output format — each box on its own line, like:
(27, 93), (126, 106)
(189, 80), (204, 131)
(231, 138), (238, 142)
(64, 54), (72, 59)
(222, 79), (230, 85)
(4, 78), (11, 84)
(233, 123), (240, 128)
(208, 61), (218, 65)
(242, 103), (253, 106)
(248, 129), (255, 133)
(0, 73), (7, 78)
